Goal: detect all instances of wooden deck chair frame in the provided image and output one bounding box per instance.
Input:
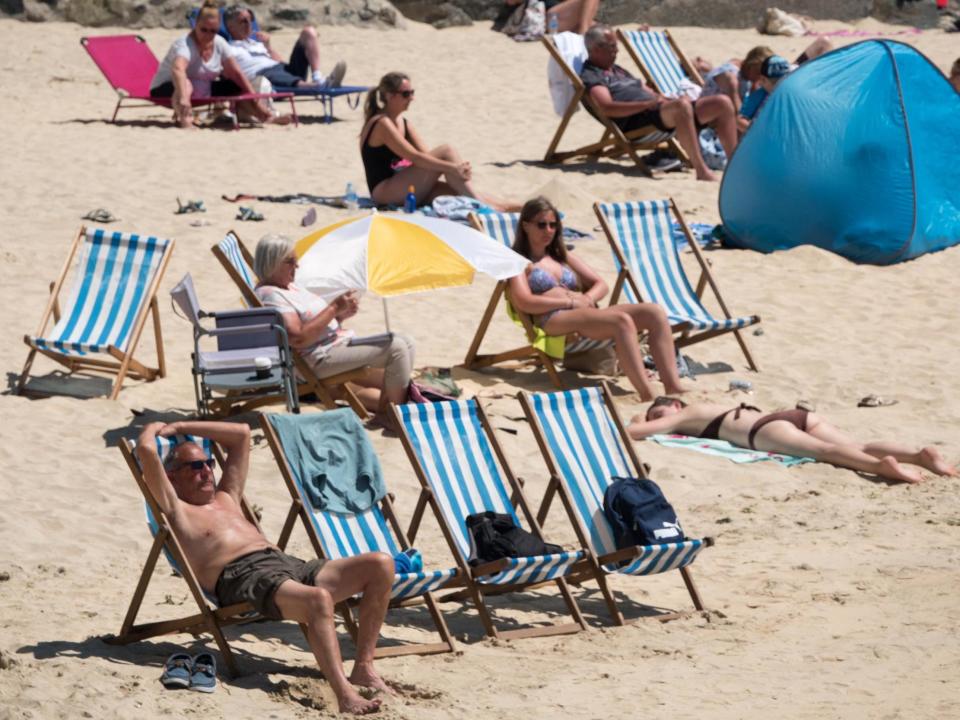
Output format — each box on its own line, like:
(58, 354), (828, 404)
(615, 28), (705, 95)
(392, 399), (589, 641)
(519, 383), (714, 624)
(541, 36), (686, 174)
(211, 231), (371, 418)
(259, 413), (458, 658)
(593, 199), (760, 371)
(17, 226), (172, 400)
(107, 438), (305, 677)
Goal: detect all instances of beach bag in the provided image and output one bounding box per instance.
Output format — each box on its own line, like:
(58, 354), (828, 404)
(561, 343), (619, 376)
(502, 0), (546, 40)
(699, 128), (727, 171)
(465, 511), (562, 566)
(603, 476), (684, 549)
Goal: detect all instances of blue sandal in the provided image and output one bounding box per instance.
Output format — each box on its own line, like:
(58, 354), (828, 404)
(160, 653), (192, 689)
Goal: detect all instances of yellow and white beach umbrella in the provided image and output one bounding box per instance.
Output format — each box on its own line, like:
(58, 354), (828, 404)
(294, 212), (529, 326)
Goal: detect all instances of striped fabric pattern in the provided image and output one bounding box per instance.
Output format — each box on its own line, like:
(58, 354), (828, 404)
(265, 413), (456, 600)
(598, 200), (753, 331)
(621, 30), (688, 96)
(527, 387), (707, 575)
(218, 232), (257, 291)
(397, 400), (584, 586)
(474, 212), (614, 356)
(474, 213), (520, 249)
(28, 229), (170, 356)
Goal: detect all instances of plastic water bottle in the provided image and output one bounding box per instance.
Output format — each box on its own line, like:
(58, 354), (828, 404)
(547, 12), (559, 35)
(729, 379), (753, 392)
(344, 182), (358, 211)
(404, 185), (417, 213)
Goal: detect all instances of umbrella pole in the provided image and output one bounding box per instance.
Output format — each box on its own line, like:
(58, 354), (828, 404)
(382, 297), (391, 332)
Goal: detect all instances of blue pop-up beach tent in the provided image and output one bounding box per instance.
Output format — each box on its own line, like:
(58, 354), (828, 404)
(719, 40), (960, 265)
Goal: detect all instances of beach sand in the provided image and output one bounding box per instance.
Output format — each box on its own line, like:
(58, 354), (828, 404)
(0, 16), (958, 719)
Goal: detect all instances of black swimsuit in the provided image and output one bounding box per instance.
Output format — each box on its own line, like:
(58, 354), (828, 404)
(700, 404), (809, 450)
(361, 116), (410, 194)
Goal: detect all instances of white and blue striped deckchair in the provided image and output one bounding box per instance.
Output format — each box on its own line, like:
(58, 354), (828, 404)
(519, 385), (715, 624)
(594, 199), (760, 370)
(541, 34), (673, 175)
(211, 232), (370, 417)
(18, 227), (174, 400)
(615, 28), (704, 99)
(394, 399), (588, 640)
(464, 212), (616, 388)
(260, 410), (458, 657)
(113, 433), (277, 677)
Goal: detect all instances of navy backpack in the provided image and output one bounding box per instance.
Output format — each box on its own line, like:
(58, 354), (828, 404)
(602, 476), (684, 549)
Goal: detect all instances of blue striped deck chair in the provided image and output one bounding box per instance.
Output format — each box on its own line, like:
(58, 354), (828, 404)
(260, 410), (458, 657)
(519, 385), (715, 624)
(18, 227), (174, 400)
(594, 199), (760, 370)
(615, 28), (704, 99)
(464, 212), (616, 388)
(212, 231), (370, 417)
(541, 34), (674, 175)
(394, 399), (588, 640)
(112, 433), (282, 677)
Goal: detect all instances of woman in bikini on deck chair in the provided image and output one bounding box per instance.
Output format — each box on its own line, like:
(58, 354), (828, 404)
(627, 397), (957, 484)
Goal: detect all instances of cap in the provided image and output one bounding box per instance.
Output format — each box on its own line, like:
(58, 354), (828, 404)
(760, 55), (790, 80)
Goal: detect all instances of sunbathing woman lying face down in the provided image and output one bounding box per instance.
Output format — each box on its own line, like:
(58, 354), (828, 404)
(359, 71), (518, 212)
(507, 196), (688, 401)
(627, 397), (957, 484)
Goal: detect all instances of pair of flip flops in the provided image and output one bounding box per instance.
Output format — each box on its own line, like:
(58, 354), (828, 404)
(858, 394), (898, 408)
(236, 206), (264, 222)
(82, 208), (118, 223)
(160, 652), (217, 693)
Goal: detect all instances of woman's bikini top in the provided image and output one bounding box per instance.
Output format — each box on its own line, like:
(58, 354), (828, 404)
(700, 403), (761, 439)
(527, 264), (578, 295)
(361, 116), (411, 193)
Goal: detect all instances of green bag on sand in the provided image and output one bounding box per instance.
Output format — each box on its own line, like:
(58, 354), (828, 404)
(417, 368), (462, 398)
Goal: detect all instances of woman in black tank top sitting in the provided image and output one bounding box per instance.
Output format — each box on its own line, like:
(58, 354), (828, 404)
(359, 72), (518, 211)
(626, 397), (956, 485)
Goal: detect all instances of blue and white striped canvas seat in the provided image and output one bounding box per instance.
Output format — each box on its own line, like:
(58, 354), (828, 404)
(472, 212), (614, 358)
(526, 387), (708, 575)
(27, 229), (171, 356)
(597, 200), (754, 332)
(396, 400), (584, 586)
(217, 232), (257, 295)
(264, 412), (456, 601)
(619, 30), (689, 97)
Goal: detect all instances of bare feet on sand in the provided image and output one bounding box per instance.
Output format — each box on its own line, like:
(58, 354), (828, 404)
(919, 446), (957, 477)
(338, 688), (382, 715)
(877, 455), (923, 484)
(350, 663), (396, 697)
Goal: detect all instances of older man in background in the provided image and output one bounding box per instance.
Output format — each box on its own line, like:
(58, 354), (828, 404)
(223, 4), (347, 90)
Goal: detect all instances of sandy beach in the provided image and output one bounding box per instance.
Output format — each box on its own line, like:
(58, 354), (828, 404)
(0, 15), (958, 719)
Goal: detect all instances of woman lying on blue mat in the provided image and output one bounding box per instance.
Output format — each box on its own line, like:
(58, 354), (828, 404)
(359, 71), (519, 211)
(507, 196), (688, 401)
(628, 397), (957, 484)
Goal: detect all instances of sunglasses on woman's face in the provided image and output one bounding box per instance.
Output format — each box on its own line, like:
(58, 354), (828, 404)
(397, 89), (415, 98)
(534, 221), (558, 230)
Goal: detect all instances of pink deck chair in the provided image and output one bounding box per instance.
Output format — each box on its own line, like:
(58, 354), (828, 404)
(80, 34), (299, 128)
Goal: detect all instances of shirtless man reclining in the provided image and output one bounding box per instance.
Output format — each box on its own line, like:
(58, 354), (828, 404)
(627, 397), (957, 484)
(137, 420), (393, 714)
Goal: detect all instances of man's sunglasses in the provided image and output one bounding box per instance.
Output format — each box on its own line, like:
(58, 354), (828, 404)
(197, 27), (218, 35)
(534, 221), (558, 230)
(176, 458), (216, 472)
(397, 89), (415, 98)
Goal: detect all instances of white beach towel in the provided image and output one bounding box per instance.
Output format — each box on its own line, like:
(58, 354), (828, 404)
(547, 32), (587, 116)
